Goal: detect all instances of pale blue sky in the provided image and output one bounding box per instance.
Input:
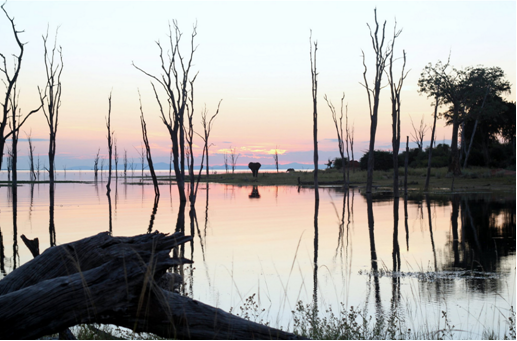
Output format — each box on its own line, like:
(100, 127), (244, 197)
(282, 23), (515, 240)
(1, 1), (515, 168)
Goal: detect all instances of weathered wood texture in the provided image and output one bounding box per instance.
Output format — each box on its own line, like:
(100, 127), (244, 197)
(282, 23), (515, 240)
(0, 232), (302, 340)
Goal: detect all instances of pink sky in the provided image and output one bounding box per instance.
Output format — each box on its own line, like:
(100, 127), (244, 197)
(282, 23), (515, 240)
(1, 1), (514, 169)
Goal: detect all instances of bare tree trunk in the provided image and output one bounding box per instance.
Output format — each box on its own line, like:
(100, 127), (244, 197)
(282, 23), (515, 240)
(93, 148), (100, 180)
(123, 149), (128, 178)
(39, 27), (63, 190)
(0, 4), (23, 172)
(350, 124), (355, 173)
(409, 115), (428, 151)
(134, 21), (197, 204)
(230, 147), (239, 174)
(361, 9), (392, 194)
(274, 146), (279, 173)
(27, 133), (36, 181)
(200, 100), (221, 179)
(106, 92), (113, 195)
(404, 136), (409, 196)
(114, 136), (118, 179)
(449, 108), (461, 175)
(386, 23), (407, 198)
(310, 32), (319, 200)
(325, 93), (347, 188)
(138, 91), (159, 197)
(463, 86), (489, 169)
(425, 93), (440, 191)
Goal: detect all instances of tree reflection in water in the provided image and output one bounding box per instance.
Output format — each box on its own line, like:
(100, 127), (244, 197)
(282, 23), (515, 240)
(366, 193), (382, 319)
(49, 183), (56, 247)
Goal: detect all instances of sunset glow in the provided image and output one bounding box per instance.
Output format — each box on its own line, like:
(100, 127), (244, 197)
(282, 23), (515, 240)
(0, 1), (514, 169)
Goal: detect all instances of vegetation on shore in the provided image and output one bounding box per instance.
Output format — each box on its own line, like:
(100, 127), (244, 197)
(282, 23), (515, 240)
(197, 167), (515, 193)
(67, 297), (516, 340)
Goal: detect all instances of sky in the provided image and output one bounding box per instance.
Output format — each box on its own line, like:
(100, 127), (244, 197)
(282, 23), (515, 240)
(0, 1), (515, 169)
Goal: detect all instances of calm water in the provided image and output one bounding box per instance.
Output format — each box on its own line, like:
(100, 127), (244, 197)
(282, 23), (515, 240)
(1, 171), (515, 338)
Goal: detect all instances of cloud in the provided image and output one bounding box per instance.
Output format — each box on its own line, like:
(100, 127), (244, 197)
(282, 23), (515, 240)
(8, 138), (49, 142)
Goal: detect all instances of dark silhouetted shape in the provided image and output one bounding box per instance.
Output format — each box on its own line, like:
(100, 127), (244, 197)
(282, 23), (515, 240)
(249, 186), (260, 199)
(248, 162), (261, 177)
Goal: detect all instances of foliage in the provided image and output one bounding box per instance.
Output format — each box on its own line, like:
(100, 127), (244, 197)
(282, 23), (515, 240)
(360, 151), (393, 171)
(418, 62), (511, 173)
(462, 98), (515, 168)
(333, 157), (349, 170)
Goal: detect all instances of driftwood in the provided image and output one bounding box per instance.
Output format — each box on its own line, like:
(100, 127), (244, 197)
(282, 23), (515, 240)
(20, 234), (77, 340)
(20, 234), (39, 258)
(0, 232), (302, 340)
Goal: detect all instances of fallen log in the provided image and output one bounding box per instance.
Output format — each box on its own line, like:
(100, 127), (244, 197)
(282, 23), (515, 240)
(0, 232), (303, 340)
(21, 233), (76, 340)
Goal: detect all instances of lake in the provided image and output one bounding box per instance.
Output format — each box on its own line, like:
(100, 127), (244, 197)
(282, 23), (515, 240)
(0, 170), (515, 338)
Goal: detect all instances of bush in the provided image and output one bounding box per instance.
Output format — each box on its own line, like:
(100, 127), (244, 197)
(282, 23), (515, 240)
(360, 150), (393, 171)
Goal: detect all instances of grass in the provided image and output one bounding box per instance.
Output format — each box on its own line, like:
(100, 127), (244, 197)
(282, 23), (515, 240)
(201, 167), (515, 193)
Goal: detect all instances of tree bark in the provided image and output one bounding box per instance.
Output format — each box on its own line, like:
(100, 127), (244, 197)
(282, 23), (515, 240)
(449, 109), (461, 175)
(425, 94), (439, 191)
(0, 232), (301, 340)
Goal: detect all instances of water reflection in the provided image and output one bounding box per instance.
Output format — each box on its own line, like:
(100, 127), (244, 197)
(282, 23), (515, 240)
(443, 194), (516, 275)
(366, 193), (382, 319)
(0, 224), (5, 276)
(426, 195), (438, 271)
(249, 186), (260, 199)
(0, 176), (514, 336)
(404, 194), (409, 251)
(313, 187), (319, 323)
(392, 197), (400, 272)
(49, 185), (56, 247)
(147, 194), (159, 233)
(11, 185), (19, 270)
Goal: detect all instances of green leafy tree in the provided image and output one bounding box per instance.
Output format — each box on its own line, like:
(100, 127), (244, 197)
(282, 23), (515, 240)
(418, 62), (510, 174)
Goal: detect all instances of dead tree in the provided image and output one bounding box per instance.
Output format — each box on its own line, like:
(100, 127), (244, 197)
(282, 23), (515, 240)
(199, 100), (222, 178)
(123, 149), (128, 177)
(114, 136), (119, 179)
(184, 78), (203, 205)
(0, 4), (41, 172)
(0, 4), (22, 173)
(273, 145), (279, 173)
(230, 146), (239, 174)
(8, 83), (41, 188)
(136, 145), (145, 178)
(463, 85), (490, 169)
(325, 93), (347, 187)
(425, 90), (440, 191)
(224, 151), (229, 173)
(404, 136), (409, 195)
(410, 114), (427, 150)
(133, 21), (198, 203)
(310, 32), (319, 200)
(93, 148), (100, 180)
(385, 22), (408, 198)
(0, 232), (302, 339)
(6, 147), (12, 181)
(360, 8), (392, 194)
(138, 91), (160, 197)
(38, 27), (63, 188)
(27, 132), (36, 181)
(105, 91), (113, 194)
(348, 121), (355, 173)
